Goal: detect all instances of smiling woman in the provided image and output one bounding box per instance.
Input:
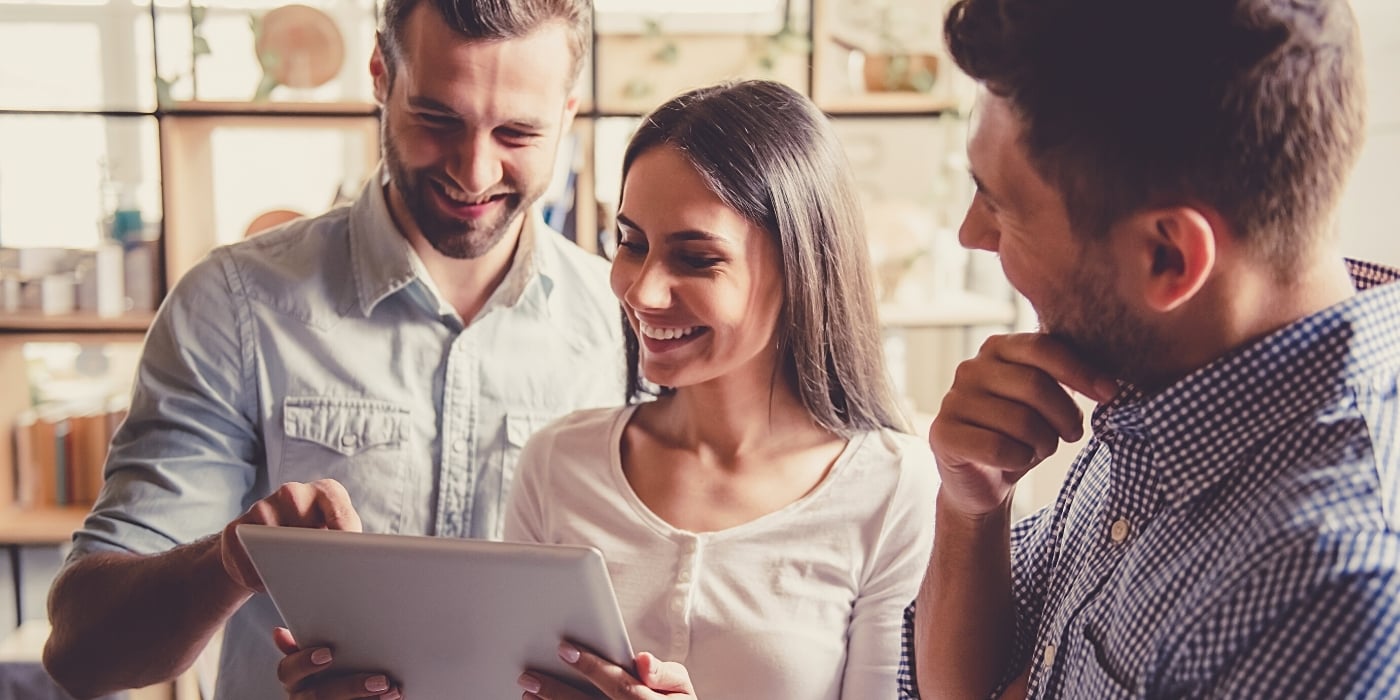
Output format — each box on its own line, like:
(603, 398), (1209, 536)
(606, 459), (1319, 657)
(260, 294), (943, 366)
(502, 79), (939, 700)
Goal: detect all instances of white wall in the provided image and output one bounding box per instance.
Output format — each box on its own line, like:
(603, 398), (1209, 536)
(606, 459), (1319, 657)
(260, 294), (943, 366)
(1337, 0), (1400, 265)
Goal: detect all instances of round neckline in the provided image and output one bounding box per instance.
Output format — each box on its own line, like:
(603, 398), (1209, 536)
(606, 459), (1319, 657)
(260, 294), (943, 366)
(605, 403), (865, 542)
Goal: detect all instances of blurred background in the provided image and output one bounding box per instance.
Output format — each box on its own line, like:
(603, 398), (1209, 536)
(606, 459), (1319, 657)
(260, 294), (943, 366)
(0, 1), (1395, 694)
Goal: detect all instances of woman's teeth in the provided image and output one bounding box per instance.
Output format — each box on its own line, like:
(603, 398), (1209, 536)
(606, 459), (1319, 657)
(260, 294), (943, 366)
(639, 322), (699, 341)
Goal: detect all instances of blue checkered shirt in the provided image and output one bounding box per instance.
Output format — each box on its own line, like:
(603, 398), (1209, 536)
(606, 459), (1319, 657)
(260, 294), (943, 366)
(898, 260), (1400, 699)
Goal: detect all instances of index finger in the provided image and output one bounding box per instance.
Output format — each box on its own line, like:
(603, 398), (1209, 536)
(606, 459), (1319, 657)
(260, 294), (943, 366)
(559, 642), (647, 699)
(990, 333), (1119, 404)
(309, 479), (363, 532)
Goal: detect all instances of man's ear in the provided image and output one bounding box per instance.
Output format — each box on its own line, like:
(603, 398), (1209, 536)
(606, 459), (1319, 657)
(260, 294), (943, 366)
(370, 36), (391, 106)
(1120, 206), (1217, 313)
(561, 93), (580, 131)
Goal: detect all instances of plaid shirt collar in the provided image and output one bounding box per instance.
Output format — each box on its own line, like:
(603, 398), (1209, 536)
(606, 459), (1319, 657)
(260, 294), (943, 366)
(1092, 259), (1400, 508)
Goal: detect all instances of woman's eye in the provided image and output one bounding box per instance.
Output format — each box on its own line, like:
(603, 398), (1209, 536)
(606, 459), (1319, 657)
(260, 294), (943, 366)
(682, 256), (722, 269)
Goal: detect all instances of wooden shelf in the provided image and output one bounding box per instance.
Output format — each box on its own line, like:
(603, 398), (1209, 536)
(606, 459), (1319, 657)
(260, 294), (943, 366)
(0, 312), (153, 334)
(819, 93), (959, 115)
(161, 100), (379, 118)
(0, 506), (88, 545)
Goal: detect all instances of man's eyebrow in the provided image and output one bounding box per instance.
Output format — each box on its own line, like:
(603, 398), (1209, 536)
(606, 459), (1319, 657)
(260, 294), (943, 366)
(406, 95), (457, 114)
(970, 171), (1000, 206)
(405, 96), (546, 130)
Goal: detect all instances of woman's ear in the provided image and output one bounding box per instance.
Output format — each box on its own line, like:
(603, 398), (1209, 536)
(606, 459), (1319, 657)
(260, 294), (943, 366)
(1120, 206), (1217, 313)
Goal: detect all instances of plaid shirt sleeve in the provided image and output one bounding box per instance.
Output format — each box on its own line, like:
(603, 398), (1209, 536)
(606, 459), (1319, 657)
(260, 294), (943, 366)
(1196, 535), (1400, 698)
(895, 509), (1056, 699)
(897, 601), (920, 698)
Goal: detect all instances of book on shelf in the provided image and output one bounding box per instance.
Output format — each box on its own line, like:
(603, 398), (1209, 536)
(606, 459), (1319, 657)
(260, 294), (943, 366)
(12, 402), (127, 509)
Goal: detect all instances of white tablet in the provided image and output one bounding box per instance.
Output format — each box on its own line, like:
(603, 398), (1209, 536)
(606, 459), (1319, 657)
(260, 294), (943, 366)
(236, 524), (636, 698)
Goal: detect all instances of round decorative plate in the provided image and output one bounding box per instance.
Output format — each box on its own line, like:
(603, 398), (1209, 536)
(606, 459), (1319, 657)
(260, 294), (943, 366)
(244, 208), (305, 237)
(255, 4), (345, 89)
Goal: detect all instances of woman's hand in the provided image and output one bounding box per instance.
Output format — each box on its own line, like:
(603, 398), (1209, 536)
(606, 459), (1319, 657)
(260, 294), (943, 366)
(518, 642), (698, 699)
(273, 627), (402, 699)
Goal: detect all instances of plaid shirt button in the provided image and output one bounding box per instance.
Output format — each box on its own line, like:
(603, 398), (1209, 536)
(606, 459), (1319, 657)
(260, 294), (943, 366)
(1110, 518), (1130, 543)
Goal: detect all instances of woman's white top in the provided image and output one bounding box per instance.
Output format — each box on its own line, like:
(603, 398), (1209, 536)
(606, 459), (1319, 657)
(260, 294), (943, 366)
(503, 404), (938, 700)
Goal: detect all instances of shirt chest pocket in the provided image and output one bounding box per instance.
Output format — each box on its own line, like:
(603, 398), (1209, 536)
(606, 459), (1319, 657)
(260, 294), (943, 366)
(498, 412), (548, 514)
(1050, 623), (1138, 700)
(280, 397), (411, 533)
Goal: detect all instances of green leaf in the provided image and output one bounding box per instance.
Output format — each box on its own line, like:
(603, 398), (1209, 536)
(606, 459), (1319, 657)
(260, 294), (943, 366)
(622, 78), (652, 99)
(155, 75), (175, 107)
(252, 71), (279, 102)
(654, 41), (678, 64)
(912, 68), (936, 93)
(190, 4), (206, 27)
(192, 35), (212, 57)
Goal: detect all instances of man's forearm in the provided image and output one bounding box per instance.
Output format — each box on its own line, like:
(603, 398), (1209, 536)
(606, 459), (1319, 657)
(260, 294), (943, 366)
(914, 489), (1018, 699)
(43, 535), (252, 698)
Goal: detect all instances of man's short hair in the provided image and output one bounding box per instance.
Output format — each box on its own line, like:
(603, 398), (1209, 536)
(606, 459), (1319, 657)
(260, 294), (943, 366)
(945, 0), (1366, 275)
(379, 0), (590, 86)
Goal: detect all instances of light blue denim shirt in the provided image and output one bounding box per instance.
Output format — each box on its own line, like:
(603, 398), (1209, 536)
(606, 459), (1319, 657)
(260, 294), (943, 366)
(67, 171), (626, 699)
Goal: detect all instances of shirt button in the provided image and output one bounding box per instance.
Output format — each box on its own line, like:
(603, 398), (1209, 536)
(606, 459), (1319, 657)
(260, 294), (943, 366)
(1110, 518), (1131, 543)
(678, 569), (692, 584)
(340, 434), (359, 448)
(1042, 643), (1056, 669)
(451, 438), (467, 453)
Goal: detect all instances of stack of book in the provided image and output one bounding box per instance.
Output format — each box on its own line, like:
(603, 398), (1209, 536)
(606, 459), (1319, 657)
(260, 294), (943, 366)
(12, 401), (127, 508)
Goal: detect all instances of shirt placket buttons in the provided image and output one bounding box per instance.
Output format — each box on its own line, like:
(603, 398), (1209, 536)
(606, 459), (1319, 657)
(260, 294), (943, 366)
(672, 538), (697, 658)
(1110, 518), (1131, 543)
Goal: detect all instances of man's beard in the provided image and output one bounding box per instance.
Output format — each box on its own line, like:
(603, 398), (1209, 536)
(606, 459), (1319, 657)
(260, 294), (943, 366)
(1040, 265), (1166, 386)
(382, 125), (533, 260)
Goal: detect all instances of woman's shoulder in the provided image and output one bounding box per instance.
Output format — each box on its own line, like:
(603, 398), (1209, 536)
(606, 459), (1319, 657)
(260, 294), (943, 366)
(520, 405), (633, 469)
(844, 428), (940, 496)
(529, 405), (630, 446)
(852, 428), (937, 468)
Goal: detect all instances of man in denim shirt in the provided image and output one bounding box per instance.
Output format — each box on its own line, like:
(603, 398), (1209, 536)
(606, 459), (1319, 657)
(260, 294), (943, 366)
(901, 0), (1400, 698)
(42, 1), (623, 698)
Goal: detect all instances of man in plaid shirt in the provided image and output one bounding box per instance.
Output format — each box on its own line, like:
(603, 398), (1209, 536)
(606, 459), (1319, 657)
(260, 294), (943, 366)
(900, 0), (1400, 698)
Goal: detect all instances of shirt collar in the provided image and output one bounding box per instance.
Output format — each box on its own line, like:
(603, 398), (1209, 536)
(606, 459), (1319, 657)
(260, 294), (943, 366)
(348, 166), (552, 320)
(1091, 259), (1400, 506)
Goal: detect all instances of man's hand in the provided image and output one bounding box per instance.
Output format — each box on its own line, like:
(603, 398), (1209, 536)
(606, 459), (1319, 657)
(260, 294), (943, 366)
(220, 479), (363, 592)
(518, 642), (697, 699)
(273, 627), (401, 700)
(930, 333), (1117, 517)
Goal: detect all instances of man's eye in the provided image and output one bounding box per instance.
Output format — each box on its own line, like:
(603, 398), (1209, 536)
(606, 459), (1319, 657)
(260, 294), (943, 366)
(420, 114), (457, 128)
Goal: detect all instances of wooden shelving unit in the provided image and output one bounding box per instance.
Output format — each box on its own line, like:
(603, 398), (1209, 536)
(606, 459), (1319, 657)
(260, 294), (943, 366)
(820, 93), (959, 115)
(0, 312), (154, 334)
(1, 0), (981, 539)
(0, 506), (89, 546)
(162, 100), (378, 117)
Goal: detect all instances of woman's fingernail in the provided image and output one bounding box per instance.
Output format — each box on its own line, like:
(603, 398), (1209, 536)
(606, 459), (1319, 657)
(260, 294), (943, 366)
(310, 648), (332, 665)
(365, 675), (389, 693)
(517, 673), (542, 693)
(558, 642), (581, 664)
